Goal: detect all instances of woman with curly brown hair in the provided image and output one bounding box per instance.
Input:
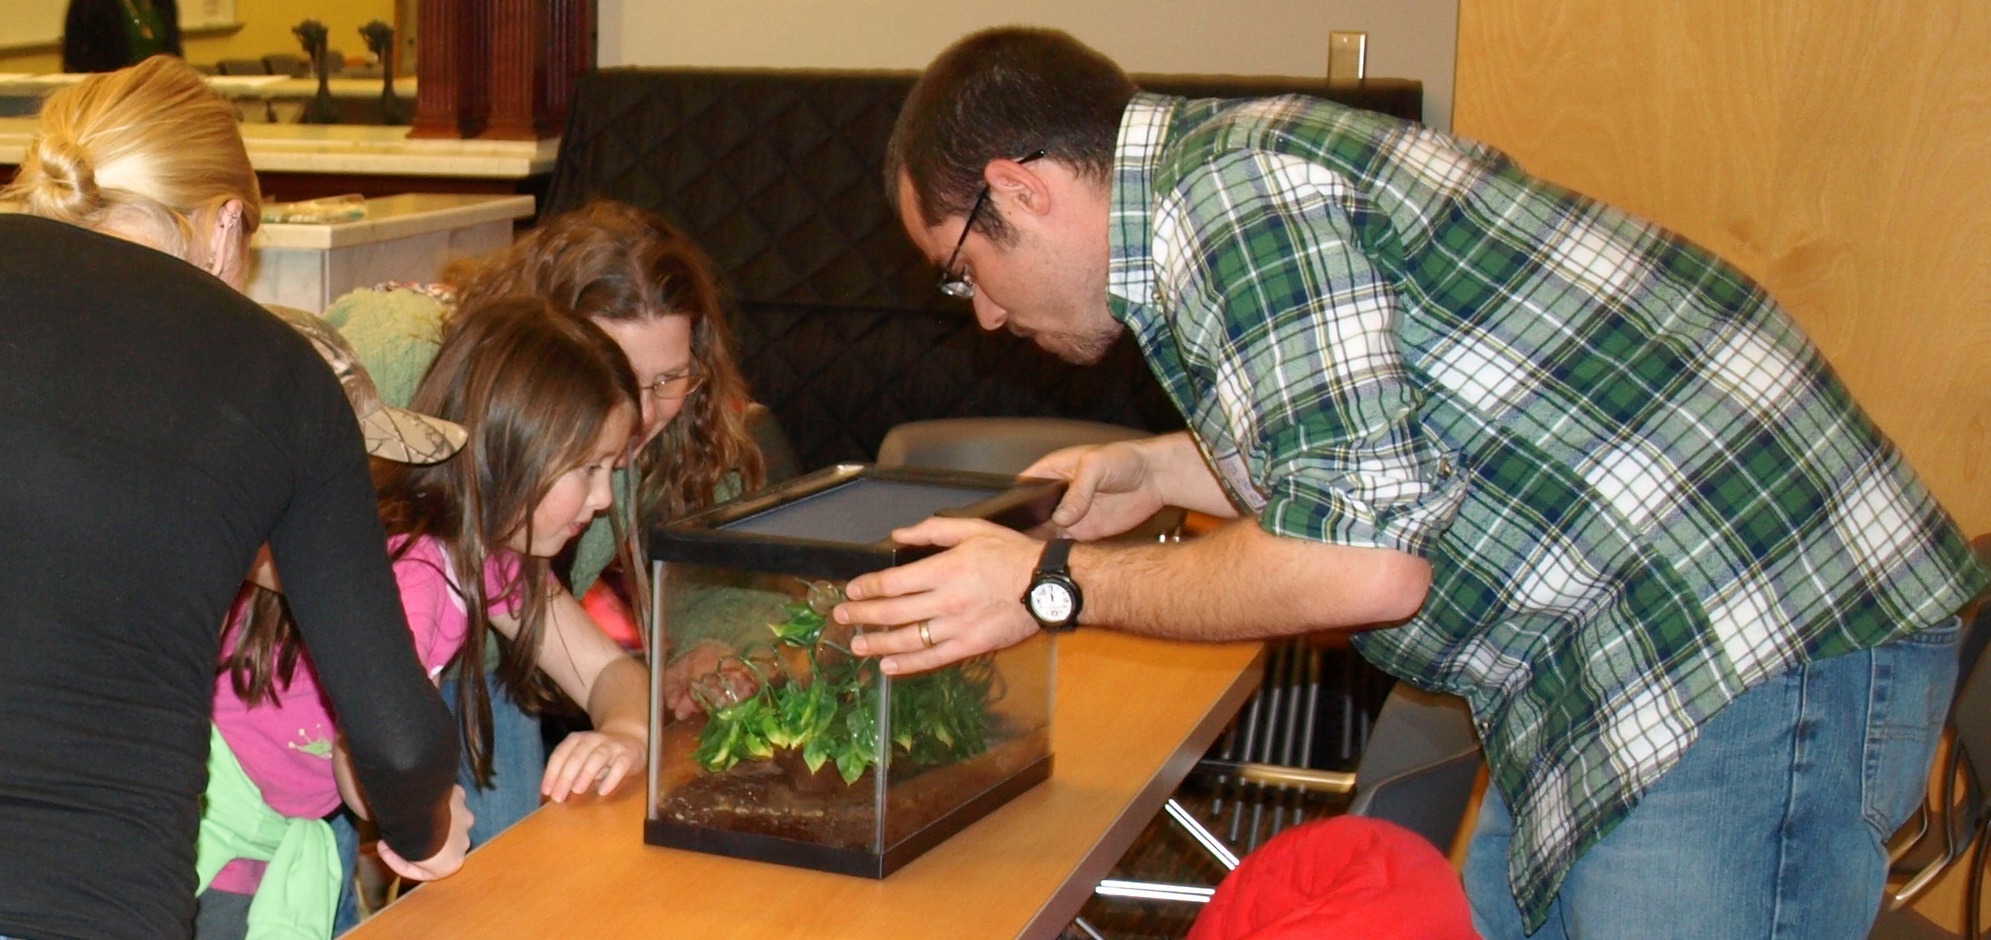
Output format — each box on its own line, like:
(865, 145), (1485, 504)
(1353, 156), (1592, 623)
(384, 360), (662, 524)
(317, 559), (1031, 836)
(321, 200), (769, 874)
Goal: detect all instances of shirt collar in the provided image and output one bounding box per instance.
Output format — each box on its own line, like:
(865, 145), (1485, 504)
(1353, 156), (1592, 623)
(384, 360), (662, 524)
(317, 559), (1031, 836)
(1107, 93), (1178, 319)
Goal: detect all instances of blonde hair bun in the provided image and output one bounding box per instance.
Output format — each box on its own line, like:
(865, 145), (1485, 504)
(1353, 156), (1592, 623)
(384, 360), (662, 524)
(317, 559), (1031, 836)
(24, 134), (103, 222)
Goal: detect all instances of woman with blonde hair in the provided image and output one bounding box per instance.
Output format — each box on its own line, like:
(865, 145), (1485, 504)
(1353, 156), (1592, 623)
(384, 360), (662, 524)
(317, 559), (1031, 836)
(0, 56), (469, 940)
(7, 53), (260, 282)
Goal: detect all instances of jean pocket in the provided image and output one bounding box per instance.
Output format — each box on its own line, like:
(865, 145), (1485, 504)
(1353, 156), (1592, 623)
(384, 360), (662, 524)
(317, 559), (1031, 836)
(1862, 620), (1961, 835)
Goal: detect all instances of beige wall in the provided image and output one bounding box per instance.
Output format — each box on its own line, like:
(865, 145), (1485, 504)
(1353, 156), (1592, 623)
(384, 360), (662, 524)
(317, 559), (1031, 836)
(7, 3), (1462, 126)
(192, 0), (399, 68)
(598, 0), (1461, 130)
(1453, 1), (1991, 536)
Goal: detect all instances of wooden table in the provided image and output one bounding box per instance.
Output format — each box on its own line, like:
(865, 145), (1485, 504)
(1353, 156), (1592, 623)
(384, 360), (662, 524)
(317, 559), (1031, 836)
(349, 631), (1263, 939)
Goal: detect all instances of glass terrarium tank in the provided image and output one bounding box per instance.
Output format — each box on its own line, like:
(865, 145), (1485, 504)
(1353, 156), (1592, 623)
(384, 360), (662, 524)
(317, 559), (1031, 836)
(646, 464), (1061, 877)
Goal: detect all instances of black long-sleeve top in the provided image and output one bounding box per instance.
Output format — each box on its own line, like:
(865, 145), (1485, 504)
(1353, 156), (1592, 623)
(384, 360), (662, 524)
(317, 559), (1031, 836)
(0, 216), (458, 939)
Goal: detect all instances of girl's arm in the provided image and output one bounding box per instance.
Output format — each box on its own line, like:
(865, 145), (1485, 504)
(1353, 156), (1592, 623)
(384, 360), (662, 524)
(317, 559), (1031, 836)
(491, 588), (648, 801)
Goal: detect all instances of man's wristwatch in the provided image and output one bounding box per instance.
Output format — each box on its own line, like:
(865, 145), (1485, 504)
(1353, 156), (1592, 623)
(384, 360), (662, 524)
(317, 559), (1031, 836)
(1023, 538), (1083, 632)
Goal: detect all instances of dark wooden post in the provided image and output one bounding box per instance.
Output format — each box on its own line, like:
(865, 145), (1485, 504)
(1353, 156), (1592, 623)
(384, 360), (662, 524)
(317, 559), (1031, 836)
(409, 0), (490, 138)
(481, 0), (543, 140)
(408, 0), (462, 137)
(415, 0), (589, 140)
(542, 0), (596, 134)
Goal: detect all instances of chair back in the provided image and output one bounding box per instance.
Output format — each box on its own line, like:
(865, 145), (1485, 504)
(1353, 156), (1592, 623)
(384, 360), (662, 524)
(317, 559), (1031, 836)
(1943, 604), (1991, 856)
(1345, 686), (1481, 852)
(1188, 677), (1475, 856)
(876, 417), (1149, 475)
(1953, 608), (1991, 784)
(1349, 684), (1479, 785)
(745, 402), (802, 486)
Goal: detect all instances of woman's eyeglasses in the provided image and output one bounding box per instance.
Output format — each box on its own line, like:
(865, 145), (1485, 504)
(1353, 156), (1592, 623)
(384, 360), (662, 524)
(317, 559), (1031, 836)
(644, 369), (705, 400)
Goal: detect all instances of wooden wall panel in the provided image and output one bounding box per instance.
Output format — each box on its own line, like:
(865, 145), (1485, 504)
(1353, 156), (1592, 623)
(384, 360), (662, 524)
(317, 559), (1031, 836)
(1455, 0), (1991, 536)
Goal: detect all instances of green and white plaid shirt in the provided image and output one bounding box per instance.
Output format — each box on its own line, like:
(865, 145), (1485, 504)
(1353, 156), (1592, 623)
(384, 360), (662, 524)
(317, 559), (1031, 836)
(1107, 92), (1984, 927)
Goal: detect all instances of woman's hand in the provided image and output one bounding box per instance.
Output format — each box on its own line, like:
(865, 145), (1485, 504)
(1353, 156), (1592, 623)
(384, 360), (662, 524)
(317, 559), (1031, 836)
(660, 639), (746, 720)
(375, 785), (475, 881)
(541, 728), (646, 802)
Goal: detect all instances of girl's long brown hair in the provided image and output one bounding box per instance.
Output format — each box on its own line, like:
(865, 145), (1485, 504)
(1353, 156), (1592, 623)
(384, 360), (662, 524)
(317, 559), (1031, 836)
(373, 297), (640, 784)
(220, 587), (302, 709)
(220, 300), (641, 781)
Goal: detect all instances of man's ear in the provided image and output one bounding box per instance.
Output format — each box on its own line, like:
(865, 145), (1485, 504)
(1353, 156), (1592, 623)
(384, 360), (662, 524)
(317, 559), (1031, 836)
(985, 157), (1053, 218)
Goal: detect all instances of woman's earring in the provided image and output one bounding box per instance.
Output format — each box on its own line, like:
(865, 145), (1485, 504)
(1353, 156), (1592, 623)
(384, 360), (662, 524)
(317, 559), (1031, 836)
(208, 208), (240, 278)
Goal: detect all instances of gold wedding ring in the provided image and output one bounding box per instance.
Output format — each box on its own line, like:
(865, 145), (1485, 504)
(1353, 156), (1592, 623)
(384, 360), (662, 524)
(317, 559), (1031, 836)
(918, 620), (935, 648)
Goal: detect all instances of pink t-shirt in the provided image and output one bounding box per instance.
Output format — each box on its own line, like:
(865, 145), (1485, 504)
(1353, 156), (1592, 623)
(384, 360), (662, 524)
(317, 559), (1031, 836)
(209, 534), (519, 894)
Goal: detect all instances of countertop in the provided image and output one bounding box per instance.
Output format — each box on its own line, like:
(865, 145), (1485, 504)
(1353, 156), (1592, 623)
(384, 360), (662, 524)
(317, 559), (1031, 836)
(0, 118), (558, 179)
(254, 193), (537, 249)
(0, 73), (409, 100)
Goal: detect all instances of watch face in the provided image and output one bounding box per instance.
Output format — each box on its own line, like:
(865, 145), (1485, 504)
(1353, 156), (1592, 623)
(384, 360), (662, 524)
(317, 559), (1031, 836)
(1029, 582), (1075, 624)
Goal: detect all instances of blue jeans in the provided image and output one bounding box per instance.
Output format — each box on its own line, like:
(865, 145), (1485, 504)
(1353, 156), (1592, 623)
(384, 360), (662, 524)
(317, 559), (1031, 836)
(331, 809), (362, 936)
(440, 669), (551, 847)
(1465, 621), (1958, 939)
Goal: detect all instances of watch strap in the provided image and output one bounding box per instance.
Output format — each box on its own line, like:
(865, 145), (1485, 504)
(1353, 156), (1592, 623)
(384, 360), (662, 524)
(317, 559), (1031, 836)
(1027, 538), (1082, 632)
(1037, 537), (1075, 575)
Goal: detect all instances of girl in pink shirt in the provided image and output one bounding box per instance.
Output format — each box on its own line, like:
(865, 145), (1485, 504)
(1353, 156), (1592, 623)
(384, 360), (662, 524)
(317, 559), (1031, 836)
(202, 297), (646, 936)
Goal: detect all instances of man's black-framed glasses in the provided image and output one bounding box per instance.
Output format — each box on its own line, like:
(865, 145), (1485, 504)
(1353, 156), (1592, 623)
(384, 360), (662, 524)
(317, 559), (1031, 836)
(937, 149), (1047, 299)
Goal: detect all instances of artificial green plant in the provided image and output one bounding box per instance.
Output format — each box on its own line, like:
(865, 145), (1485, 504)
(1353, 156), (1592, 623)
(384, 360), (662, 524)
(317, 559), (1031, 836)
(691, 583), (997, 785)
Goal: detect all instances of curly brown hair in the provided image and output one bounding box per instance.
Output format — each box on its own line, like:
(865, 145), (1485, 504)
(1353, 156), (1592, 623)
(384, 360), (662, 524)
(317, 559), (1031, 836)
(442, 200), (764, 526)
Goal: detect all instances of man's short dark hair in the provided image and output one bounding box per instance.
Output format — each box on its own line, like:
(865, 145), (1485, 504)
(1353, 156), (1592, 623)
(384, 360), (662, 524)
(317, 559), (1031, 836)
(885, 27), (1137, 242)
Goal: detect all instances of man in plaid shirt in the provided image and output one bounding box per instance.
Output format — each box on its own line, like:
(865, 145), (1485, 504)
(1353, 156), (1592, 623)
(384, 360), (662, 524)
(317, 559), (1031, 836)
(838, 27), (1984, 937)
